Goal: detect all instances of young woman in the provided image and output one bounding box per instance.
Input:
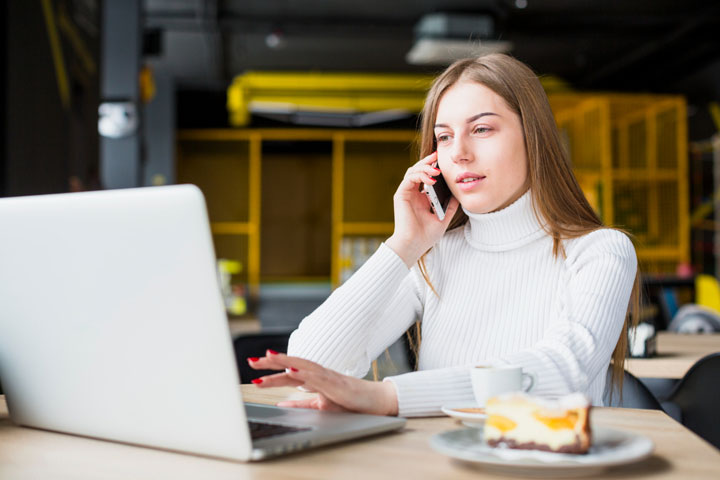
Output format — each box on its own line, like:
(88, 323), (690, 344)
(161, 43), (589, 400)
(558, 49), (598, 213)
(248, 54), (639, 417)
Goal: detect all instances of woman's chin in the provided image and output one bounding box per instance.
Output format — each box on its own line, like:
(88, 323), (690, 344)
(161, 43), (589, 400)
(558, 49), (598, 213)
(460, 188), (528, 214)
(462, 204), (496, 215)
(460, 196), (501, 214)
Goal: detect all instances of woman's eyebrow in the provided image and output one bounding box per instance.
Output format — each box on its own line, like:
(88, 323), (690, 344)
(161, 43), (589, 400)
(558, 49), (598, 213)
(434, 112), (500, 129)
(466, 112), (500, 123)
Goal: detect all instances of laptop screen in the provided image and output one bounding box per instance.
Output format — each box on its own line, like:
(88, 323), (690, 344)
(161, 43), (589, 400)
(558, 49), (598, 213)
(0, 185), (253, 460)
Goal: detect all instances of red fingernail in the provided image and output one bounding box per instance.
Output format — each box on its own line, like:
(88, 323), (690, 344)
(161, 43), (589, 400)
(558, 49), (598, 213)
(251, 378), (263, 384)
(248, 357), (259, 362)
(267, 349), (279, 355)
(290, 367), (299, 372)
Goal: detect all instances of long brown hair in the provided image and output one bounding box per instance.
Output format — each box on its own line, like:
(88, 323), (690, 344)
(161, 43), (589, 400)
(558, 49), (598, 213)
(410, 54), (640, 396)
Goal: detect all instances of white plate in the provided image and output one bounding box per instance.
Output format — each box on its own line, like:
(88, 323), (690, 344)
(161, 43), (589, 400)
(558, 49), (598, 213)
(430, 426), (654, 478)
(440, 403), (487, 427)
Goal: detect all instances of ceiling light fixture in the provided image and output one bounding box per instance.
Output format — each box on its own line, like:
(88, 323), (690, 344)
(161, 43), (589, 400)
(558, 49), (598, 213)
(265, 30), (285, 49)
(406, 13), (513, 65)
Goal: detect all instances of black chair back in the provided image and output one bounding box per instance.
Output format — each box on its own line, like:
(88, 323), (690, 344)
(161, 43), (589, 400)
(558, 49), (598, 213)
(603, 367), (663, 410)
(232, 332), (292, 383)
(666, 352), (720, 449)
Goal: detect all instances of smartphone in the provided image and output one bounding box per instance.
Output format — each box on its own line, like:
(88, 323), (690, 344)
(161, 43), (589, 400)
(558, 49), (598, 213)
(423, 167), (453, 221)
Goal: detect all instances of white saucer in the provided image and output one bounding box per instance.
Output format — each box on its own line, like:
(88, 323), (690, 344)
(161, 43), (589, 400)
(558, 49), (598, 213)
(440, 403), (487, 427)
(430, 426), (654, 477)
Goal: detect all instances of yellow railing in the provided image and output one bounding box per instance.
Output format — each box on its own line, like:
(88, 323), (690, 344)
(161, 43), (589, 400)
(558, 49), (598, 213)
(550, 93), (688, 273)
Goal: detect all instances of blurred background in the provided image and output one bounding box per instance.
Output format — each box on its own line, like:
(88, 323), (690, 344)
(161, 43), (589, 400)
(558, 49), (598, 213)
(3, 0), (720, 355)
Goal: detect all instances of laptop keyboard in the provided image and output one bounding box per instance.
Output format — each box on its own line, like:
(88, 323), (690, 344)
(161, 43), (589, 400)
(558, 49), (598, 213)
(248, 420), (312, 440)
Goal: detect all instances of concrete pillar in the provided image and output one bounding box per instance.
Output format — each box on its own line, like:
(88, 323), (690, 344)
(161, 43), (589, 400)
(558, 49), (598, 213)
(99, 0), (142, 189)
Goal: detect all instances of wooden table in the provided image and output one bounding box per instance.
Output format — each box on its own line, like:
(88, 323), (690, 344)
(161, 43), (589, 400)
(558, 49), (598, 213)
(228, 316), (262, 336)
(1, 386), (719, 479)
(625, 332), (720, 379)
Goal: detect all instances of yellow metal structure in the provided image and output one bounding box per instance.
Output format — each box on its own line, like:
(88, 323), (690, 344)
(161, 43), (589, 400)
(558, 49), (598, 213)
(41, 0), (70, 109)
(695, 274), (720, 313)
(248, 134), (262, 299)
(227, 72), (435, 126)
(178, 91), (689, 296)
(331, 134), (345, 287)
(550, 93), (689, 274)
(177, 128), (417, 294)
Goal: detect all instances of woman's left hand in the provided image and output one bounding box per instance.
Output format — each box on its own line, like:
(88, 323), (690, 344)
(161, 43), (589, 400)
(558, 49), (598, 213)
(247, 351), (399, 416)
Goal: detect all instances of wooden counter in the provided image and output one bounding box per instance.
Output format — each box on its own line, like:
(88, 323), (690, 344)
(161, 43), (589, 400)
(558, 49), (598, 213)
(625, 332), (720, 379)
(1, 385), (719, 479)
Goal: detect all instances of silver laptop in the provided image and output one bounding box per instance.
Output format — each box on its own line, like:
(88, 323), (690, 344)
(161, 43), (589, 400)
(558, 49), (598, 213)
(0, 185), (405, 461)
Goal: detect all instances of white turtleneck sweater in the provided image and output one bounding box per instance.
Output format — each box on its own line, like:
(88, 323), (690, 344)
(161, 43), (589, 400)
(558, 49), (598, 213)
(287, 191), (637, 417)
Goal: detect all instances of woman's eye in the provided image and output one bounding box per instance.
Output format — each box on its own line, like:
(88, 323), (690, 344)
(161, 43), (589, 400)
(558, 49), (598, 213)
(474, 126), (490, 134)
(436, 134), (451, 143)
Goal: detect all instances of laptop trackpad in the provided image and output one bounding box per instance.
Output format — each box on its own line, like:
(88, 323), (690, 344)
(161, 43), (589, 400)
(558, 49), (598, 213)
(245, 403), (292, 420)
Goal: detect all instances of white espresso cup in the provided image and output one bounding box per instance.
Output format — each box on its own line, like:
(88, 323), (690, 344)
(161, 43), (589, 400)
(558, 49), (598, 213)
(470, 365), (536, 407)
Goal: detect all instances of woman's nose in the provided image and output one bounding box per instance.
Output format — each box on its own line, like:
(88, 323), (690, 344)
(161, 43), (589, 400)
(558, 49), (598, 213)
(450, 137), (473, 163)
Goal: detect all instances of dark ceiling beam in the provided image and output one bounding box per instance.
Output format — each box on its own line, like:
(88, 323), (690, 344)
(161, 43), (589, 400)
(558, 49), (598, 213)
(145, 12), (416, 32)
(578, 5), (720, 88)
(506, 10), (714, 31)
(146, 9), (717, 39)
(596, 31), (720, 91)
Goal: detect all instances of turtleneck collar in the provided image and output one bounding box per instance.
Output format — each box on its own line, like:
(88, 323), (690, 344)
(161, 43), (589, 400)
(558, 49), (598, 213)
(462, 190), (547, 252)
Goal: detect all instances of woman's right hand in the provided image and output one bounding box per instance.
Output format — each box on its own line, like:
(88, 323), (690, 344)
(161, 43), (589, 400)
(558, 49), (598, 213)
(385, 151), (460, 267)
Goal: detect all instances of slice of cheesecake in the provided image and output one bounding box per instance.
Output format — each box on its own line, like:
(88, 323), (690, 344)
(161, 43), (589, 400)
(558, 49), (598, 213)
(483, 392), (591, 454)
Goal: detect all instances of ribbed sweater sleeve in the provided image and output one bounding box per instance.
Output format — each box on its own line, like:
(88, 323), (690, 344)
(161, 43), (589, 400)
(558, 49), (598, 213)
(287, 243), (422, 378)
(496, 230), (637, 394)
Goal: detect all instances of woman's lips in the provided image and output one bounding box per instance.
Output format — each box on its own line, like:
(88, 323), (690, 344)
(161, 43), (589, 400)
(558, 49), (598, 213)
(455, 174), (485, 191)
